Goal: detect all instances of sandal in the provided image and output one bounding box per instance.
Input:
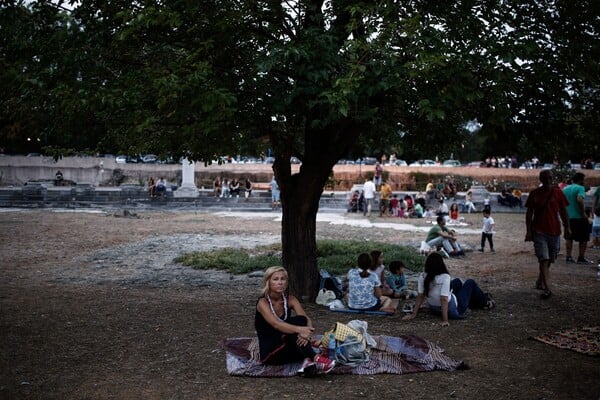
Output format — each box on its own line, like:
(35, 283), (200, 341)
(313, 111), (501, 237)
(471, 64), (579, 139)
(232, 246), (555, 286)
(484, 293), (496, 310)
(540, 290), (552, 300)
(484, 299), (496, 310)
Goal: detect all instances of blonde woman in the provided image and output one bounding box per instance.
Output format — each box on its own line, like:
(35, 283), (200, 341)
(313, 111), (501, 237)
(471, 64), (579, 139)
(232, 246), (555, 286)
(255, 266), (335, 376)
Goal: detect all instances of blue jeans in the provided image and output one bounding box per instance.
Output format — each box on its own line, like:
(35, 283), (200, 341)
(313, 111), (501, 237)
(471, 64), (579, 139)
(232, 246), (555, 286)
(450, 278), (488, 316)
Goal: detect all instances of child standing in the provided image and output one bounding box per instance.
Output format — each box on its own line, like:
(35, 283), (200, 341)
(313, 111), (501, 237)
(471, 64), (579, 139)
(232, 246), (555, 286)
(479, 209), (495, 252)
(385, 261), (410, 299)
(390, 194), (399, 217)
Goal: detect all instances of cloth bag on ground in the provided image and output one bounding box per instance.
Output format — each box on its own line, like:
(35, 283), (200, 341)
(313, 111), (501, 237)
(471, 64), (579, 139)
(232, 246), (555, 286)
(315, 288), (337, 306)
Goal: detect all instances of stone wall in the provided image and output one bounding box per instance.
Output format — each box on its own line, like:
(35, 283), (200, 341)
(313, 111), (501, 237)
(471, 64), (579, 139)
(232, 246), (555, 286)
(1, 156), (599, 193)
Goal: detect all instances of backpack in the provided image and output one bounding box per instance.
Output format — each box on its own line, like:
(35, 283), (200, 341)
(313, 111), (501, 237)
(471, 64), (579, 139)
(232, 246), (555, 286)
(319, 269), (344, 299)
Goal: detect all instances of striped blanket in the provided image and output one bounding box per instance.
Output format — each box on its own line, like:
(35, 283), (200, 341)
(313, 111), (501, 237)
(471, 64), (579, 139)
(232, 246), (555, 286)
(220, 334), (467, 377)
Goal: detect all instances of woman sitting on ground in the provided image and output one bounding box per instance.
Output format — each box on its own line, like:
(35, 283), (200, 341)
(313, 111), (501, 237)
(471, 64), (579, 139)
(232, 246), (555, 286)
(402, 253), (495, 326)
(255, 266), (335, 376)
(347, 253), (396, 314)
(449, 203), (460, 221)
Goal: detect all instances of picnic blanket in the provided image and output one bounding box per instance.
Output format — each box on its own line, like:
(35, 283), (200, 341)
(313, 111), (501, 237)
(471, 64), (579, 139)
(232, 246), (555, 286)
(532, 326), (600, 356)
(220, 335), (467, 377)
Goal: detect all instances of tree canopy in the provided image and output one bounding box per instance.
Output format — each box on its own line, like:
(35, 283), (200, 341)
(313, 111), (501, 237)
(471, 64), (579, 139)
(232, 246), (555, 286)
(2, 0), (598, 161)
(1, 0), (598, 296)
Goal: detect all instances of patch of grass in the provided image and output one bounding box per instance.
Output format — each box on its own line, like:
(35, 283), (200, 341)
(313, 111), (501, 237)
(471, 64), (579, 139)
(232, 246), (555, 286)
(175, 240), (424, 275)
(174, 245), (281, 274)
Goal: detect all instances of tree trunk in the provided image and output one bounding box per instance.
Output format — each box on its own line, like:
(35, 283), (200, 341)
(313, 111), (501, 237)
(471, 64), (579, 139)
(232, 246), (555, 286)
(277, 163), (330, 302)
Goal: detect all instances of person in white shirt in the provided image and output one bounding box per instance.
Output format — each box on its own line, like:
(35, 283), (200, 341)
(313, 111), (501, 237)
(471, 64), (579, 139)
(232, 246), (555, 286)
(437, 198), (449, 216)
(479, 209), (495, 252)
(402, 253), (495, 326)
(362, 179), (376, 217)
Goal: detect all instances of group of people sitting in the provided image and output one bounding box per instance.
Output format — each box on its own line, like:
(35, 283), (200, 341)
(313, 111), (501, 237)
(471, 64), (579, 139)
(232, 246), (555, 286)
(347, 188), (429, 218)
(255, 250), (495, 376)
(148, 176), (167, 197)
(497, 188), (522, 208)
(213, 177), (253, 198)
(425, 178), (458, 201)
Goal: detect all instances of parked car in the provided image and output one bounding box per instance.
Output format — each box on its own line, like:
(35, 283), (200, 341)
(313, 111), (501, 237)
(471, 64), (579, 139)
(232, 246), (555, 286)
(142, 154), (158, 163)
(409, 159), (436, 167)
(442, 159), (461, 167)
(336, 159), (355, 165)
(361, 157), (378, 165)
(465, 161), (485, 168)
(290, 156), (301, 164)
(263, 156), (275, 164)
(393, 159), (408, 166)
(115, 155), (127, 164)
(594, 163), (600, 170)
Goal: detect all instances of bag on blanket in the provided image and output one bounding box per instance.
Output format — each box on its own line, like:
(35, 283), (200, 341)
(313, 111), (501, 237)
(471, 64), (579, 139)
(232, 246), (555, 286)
(335, 334), (369, 366)
(321, 321), (370, 366)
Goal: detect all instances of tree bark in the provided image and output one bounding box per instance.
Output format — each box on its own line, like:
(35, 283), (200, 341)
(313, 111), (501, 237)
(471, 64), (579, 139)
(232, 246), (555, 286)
(277, 162), (331, 302)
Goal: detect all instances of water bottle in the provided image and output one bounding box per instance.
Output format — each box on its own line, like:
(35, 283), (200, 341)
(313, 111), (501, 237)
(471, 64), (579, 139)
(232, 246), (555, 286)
(327, 333), (336, 359)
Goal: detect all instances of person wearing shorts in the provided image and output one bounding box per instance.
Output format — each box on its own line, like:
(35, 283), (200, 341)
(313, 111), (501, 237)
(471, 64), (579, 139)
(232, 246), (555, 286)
(525, 169), (570, 299)
(563, 172), (593, 264)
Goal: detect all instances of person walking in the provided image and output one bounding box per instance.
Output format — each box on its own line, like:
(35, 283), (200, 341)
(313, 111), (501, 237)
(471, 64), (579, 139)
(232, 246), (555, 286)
(563, 172), (593, 264)
(525, 169), (570, 299)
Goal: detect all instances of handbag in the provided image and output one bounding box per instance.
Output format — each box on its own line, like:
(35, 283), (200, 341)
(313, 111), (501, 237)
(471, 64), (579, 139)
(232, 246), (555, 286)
(315, 289), (337, 306)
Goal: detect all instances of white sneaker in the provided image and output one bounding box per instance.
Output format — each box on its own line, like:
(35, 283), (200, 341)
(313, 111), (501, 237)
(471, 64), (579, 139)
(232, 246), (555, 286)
(297, 358), (317, 377)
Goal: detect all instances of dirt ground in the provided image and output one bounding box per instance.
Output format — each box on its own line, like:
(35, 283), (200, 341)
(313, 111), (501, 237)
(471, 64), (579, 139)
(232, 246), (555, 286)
(0, 208), (599, 400)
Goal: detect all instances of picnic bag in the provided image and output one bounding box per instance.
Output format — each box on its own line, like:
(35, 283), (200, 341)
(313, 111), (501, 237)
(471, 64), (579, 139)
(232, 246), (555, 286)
(321, 322), (369, 366)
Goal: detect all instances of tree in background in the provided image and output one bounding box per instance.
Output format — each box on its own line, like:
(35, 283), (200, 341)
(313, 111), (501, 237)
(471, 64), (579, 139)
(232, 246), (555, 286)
(1, 0), (598, 298)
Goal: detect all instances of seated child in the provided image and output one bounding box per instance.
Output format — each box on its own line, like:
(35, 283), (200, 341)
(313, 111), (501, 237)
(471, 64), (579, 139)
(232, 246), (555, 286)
(385, 261), (411, 299)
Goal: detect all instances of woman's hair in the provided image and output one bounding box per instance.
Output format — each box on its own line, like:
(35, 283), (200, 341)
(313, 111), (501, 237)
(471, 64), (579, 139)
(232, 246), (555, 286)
(423, 253), (450, 296)
(370, 250), (382, 269)
(357, 253), (372, 278)
(389, 260), (405, 274)
(450, 203), (458, 211)
(260, 266), (288, 296)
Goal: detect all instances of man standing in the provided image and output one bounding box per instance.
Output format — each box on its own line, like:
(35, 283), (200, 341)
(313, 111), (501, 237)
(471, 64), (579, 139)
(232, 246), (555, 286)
(525, 169), (570, 299)
(362, 178), (376, 217)
(374, 161), (383, 190)
(563, 172), (593, 264)
(379, 181), (392, 217)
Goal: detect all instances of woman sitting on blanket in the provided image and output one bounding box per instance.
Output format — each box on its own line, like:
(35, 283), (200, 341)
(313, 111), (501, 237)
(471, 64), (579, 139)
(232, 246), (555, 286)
(255, 266), (335, 376)
(402, 253), (495, 327)
(347, 253), (397, 314)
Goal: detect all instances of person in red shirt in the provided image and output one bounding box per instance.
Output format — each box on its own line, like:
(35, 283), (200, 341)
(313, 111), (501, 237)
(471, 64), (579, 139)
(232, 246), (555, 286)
(525, 169), (570, 299)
